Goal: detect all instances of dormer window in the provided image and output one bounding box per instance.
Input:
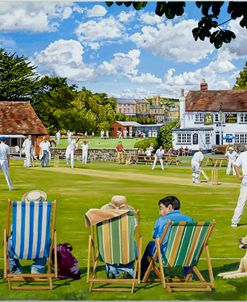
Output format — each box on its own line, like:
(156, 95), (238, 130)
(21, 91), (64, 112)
(240, 113), (247, 123)
(195, 113), (204, 123)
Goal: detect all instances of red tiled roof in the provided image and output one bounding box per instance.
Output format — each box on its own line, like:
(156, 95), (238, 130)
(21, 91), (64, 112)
(0, 101), (48, 135)
(185, 90), (247, 112)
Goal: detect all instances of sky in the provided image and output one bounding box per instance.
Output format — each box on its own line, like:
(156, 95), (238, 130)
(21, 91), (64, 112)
(0, 1), (246, 99)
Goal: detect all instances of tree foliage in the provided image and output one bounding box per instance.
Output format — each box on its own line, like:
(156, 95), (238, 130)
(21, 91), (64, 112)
(158, 118), (179, 150)
(134, 138), (158, 150)
(0, 48), (39, 100)
(233, 61), (247, 90)
(106, 1), (247, 49)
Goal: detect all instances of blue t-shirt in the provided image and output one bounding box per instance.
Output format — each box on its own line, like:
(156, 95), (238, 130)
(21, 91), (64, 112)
(153, 210), (193, 254)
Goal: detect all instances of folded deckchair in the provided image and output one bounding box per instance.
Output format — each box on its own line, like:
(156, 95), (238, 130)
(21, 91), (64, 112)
(4, 200), (57, 290)
(87, 210), (142, 293)
(143, 220), (215, 292)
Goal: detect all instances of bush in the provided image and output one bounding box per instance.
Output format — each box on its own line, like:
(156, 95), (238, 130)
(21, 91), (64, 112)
(158, 119), (179, 150)
(134, 138), (158, 150)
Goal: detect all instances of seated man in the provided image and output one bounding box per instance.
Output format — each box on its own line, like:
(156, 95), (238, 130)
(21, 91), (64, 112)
(8, 190), (48, 274)
(141, 196), (193, 279)
(101, 195), (137, 279)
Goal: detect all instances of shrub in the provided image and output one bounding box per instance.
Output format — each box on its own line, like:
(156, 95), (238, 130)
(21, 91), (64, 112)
(158, 119), (179, 150)
(134, 138), (158, 150)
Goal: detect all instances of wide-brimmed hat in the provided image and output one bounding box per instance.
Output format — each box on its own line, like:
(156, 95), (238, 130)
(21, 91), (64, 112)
(228, 147), (234, 150)
(101, 195), (134, 211)
(22, 190), (47, 202)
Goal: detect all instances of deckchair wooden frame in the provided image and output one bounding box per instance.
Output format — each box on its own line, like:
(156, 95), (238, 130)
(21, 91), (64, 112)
(143, 220), (216, 292)
(3, 199), (58, 290)
(87, 210), (142, 293)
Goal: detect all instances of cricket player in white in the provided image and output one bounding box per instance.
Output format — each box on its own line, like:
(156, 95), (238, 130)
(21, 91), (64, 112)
(225, 147), (238, 175)
(191, 148), (204, 184)
(82, 140), (88, 164)
(231, 146), (247, 227)
(22, 135), (32, 168)
(66, 139), (77, 168)
(152, 146), (164, 170)
(55, 130), (61, 146)
(0, 137), (13, 190)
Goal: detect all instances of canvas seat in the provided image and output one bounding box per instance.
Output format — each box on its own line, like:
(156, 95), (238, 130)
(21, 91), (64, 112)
(4, 200), (57, 290)
(143, 220), (216, 292)
(87, 210), (142, 293)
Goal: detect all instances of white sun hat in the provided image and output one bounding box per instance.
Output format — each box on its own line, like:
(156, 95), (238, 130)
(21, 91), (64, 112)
(22, 190), (47, 202)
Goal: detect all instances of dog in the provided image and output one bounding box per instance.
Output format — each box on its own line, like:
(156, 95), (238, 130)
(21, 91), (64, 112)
(218, 236), (247, 279)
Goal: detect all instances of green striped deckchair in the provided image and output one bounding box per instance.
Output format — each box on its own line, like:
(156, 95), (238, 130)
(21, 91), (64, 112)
(143, 220), (215, 292)
(87, 210), (142, 293)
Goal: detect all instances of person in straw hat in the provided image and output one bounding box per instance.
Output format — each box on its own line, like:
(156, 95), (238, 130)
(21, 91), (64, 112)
(8, 190), (48, 274)
(225, 146), (238, 176)
(101, 195), (136, 279)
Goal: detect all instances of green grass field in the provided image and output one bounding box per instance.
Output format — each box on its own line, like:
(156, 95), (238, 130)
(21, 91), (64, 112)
(54, 137), (144, 148)
(0, 158), (246, 300)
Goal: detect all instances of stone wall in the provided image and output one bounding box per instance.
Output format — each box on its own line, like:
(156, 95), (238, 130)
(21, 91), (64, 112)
(50, 148), (138, 162)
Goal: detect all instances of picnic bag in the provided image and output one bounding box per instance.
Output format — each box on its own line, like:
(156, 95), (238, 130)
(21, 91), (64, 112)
(56, 243), (81, 280)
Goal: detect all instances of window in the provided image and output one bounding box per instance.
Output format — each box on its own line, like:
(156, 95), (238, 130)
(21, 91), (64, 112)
(235, 134), (247, 144)
(177, 133), (191, 144)
(240, 113), (247, 123)
(193, 133), (198, 145)
(195, 113), (204, 123)
(205, 133), (210, 144)
(214, 113), (219, 122)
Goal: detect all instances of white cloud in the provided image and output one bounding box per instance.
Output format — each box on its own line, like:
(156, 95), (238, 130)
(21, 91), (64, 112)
(118, 11), (136, 23)
(98, 49), (140, 77)
(75, 16), (125, 44)
(34, 39), (95, 81)
(86, 5), (107, 18)
(140, 12), (163, 25)
(131, 73), (162, 84)
(131, 19), (214, 63)
(0, 2), (73, 32)
(0, 36), (16, 49)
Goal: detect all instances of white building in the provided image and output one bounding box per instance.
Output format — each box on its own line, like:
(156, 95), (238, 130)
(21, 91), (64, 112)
(172, 80), (247, 151)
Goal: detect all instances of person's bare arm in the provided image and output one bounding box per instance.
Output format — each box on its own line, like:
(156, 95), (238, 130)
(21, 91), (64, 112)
(234, 164), (243, 181)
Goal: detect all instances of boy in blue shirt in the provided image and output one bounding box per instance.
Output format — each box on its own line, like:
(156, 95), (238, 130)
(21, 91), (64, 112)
(141, 196), (193, 279)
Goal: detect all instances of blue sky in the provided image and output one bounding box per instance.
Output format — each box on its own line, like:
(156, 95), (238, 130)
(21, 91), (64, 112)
(0, 1), (246, 98)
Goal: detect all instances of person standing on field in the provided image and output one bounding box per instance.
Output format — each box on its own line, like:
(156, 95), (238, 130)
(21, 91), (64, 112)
(152, 146), (164, 170)
(0, 137), (13, 191)
(116, 141), (125, 164)
(22, 135), (32, 168)
(225, 147), (238, 175)
(82, 140), (88, 164)
(191, 148), (204, 184)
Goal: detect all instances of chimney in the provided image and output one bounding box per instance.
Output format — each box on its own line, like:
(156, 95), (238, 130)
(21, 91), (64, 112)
(180, 89), (184, 97)
(200, 79), (208, 91)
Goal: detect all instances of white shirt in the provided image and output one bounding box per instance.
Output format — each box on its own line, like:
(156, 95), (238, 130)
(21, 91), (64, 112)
(191, 151), (204, 163)
(22, 139), (32, 153)
(234, 151), (247, 176)
(82, 143), (88, 153)
(0, 142), (10, 160)
(39, 141), (50, 152)
(225, 151), (238, 162)
(155, 149), (164, 159)
(56, 132), (61, 138)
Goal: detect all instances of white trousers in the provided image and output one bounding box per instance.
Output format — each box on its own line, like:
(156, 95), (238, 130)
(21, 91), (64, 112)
(24, 152), (31, 168)
(82, 152), (88, 164)
(232, 185), (247, 225)
(152, 157), (164, 170)
(227, 160), (236, 175)
(0, 159), (13, 190)
(66, 151), (74, 168)
(191, 160), (200, 183)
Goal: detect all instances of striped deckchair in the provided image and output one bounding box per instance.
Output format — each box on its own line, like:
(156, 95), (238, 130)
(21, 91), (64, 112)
(4, 200), (57, 290)
(87, 210), (142, 293)
(143, 220), (216, 292)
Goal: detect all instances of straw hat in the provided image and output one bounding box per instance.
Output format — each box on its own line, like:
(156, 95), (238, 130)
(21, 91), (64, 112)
(228, 147), (234, 151)
(22, 190), (47, 202)
(101, 195), (134, 211)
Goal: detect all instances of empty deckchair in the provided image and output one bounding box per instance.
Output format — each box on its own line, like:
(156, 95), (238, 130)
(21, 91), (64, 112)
(143, 220), (215, 292)
(4, 200), (57, 290)
(87, 210), (142, 293)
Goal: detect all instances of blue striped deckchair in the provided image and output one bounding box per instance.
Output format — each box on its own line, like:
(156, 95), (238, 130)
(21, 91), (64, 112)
(4, 200), (57, 290)
(87, 210), (142, 293)
(143, 220), (215, 292)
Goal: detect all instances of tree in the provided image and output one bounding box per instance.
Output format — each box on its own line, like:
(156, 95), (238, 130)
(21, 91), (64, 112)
(0, 48), (39, 100)
(158, 119), (179, 150)
(31, 76), (77, 132)
(233, 61), (247, 90)
(106, 2), (247, 49)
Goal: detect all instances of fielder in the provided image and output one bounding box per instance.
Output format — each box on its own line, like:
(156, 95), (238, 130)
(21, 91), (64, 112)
(0, 137), (13, 191)
(225, 147), (238, 175)
(22, 135), (32, 168)
(66, 138), (77, 168)
(82, 140), (88, 164)
(152, 146), (164, 170)
(191, 148), (204, 184)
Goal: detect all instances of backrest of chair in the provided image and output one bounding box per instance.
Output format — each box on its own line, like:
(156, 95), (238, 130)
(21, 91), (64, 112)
(96, 211), (136, 265)
(164, 221), (214, 267)
(10, 201), (54, 260)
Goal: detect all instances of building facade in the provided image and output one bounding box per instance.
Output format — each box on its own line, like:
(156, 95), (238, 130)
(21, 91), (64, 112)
(172, 80), (247, 151)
